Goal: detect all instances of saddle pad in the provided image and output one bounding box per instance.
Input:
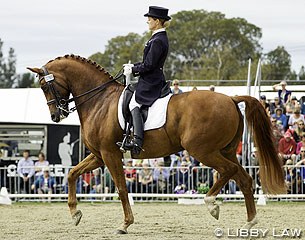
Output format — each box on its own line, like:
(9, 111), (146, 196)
(118, 87), (173, 131)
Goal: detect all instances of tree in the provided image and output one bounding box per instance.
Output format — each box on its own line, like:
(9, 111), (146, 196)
(262, 46), (292, 80)
(17, 73), (36, 88)
(0, 38), (17, 88)
(166, 10), (262, 80)
(89, 10), (263, 81)
(89, 33), (146, 75)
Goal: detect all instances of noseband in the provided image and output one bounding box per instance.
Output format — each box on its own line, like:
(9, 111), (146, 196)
(39, 66), (123, 116)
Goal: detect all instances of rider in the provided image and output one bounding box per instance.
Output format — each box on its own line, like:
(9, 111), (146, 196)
(121, 6), (171, 155)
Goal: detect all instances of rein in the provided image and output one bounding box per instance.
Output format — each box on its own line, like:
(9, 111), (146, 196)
(40, 66), (124, 114)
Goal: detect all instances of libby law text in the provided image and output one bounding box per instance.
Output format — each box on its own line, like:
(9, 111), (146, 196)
(214, 228), (303, 238)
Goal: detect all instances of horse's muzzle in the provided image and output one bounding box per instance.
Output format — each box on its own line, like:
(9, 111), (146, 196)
(51, 112), (61, 123)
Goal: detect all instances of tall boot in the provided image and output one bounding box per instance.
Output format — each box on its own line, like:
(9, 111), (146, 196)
(130, 107), (144, 155)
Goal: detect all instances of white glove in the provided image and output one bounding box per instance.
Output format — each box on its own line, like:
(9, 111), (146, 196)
(123, 63), (134, 76)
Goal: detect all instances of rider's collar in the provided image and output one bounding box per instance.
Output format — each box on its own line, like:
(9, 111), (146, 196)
(152, 28), (165, 36)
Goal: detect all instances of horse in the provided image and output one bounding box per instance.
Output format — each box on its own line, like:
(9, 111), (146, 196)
(28, 54), (286, 234)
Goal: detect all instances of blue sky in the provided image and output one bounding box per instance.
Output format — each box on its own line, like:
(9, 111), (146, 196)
(1, 0), (304, 75)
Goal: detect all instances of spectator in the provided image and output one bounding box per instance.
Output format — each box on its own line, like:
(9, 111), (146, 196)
(270, 96), (285, 115)
(153, 161), (170, 193)
(174, 161), (190, 193)
(284, 159), (297, 194)
(288, 107), (305, 130)
(17, 150), (35, 194)
(124, 159), (136, 193)
(171, 79), (183, 94)
(170, 153), (182, 169)
(296, 133), (305, 155)
(34, 152), (49, 178)
(259, 95), (270, 115)
(89, 168), (103, 194)
(31, 168), (56, 194)
(293, 120), (305, 143)
(295, 152), (305, 193)
(286, 96), (300, 116)
(181, 150), (194, 166)
(271, 117), (284, 148)
(209, 85), (215, 91)
(271, 107), (288, 130)
(195, 162), (213, 189)
(236, 141), (242, 164)
(278, 131), (297, 164)
(138, 160), (153, 195)
(272, 80), (291, 105)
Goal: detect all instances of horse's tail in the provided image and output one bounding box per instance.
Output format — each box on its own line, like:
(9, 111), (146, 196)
(231, 95), (286, 195)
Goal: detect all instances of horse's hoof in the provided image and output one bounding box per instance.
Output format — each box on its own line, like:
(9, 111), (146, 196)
(209, 205), (220, 220)
(242, 216), (258, 230)
(115, 229), (128, 234)
(204, 196), (220, 220)
(72, 210), (83, 226)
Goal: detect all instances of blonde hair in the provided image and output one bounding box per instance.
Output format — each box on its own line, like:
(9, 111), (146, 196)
(172, 79), (179, 86)
(154, 18), (170, 28)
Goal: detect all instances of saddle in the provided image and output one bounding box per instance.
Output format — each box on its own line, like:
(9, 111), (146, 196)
(121, 81), (171, 126)
(118, 81), (171, 153)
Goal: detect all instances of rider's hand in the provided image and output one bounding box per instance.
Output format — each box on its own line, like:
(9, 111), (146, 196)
(123, 63), (134, 76)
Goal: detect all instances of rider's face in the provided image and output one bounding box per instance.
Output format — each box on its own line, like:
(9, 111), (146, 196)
(147, 17), (159, 31)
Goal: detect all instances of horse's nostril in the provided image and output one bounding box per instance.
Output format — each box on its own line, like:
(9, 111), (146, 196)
(51, 114), (57, 121)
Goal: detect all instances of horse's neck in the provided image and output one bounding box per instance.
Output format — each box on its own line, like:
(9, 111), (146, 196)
(67, 69), (123, 122)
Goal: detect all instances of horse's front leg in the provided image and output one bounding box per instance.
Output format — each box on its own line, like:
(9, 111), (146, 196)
(102, 150), (133, 234)
(67, 153), (103, 225)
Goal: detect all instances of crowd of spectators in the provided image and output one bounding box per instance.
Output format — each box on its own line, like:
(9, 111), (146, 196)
(262, 81), (305, 193)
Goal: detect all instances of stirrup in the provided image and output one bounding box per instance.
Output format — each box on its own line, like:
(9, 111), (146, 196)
(116, 134), (132, 153)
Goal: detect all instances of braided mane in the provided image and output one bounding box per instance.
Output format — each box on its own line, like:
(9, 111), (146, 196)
(47, 54), (113, 79)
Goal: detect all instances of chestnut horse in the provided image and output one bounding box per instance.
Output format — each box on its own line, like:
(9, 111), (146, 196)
(28, 55), (285, 234)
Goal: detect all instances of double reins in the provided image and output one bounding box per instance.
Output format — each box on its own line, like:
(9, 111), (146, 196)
(40, 66), (124, 114)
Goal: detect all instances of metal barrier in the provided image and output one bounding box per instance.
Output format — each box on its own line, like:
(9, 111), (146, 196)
(0, 164), (304, 202)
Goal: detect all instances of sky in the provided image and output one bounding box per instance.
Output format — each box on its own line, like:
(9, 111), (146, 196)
(1, 0), (305, 75)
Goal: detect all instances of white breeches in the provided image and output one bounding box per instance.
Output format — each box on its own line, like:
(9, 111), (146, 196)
(129, 91), (142, 111)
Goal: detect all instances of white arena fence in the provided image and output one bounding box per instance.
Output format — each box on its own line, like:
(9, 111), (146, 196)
(0, 165), (304, 202)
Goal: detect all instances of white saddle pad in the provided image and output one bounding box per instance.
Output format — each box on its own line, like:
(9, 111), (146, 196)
(118, 88), (173, 131)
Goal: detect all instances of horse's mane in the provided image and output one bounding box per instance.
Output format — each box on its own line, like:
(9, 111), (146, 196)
(47, 54), (114, 80)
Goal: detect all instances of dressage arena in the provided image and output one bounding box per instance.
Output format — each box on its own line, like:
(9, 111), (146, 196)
(0, 202), (304, 240)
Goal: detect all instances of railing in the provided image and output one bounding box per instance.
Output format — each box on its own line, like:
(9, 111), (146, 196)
(0, 165), (304, 202)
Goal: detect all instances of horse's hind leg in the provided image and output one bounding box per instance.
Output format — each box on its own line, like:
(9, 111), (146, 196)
(67, 153), (103, 226)
(221, 149), (258, 229)
(231, 166), (258, 229)
(194, 151), (239, 220)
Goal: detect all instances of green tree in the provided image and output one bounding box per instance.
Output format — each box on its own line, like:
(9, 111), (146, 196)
(262, 46), (292, 80)
(166, 10), (262, 80)
(89, 33), (146, 75)
(0, 39), (17, 88)
(17, 72), (36, 88)
(90, 10), (263, 81)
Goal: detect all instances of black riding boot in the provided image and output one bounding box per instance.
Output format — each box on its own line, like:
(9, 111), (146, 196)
(130, 107), (144, 155)
(118, 107), (144, 155)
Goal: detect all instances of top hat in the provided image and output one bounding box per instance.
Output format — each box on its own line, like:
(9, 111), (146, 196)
(144, 6), (171, 21)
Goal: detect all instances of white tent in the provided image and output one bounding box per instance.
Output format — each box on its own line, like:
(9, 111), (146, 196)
(0, 88), (80, 125)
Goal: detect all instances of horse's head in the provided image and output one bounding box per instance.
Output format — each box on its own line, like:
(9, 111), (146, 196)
(27, 65), (71, 123)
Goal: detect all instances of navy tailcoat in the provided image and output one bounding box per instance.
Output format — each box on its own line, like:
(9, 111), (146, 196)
(132, 31), (169, 107)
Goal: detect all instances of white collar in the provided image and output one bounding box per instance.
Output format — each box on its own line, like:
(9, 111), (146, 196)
(152, 28), (165, 36)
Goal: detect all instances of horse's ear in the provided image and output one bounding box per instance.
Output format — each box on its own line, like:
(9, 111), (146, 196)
(27, 67), (43, 75)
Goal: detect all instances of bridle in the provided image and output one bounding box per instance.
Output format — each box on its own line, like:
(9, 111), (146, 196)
(39, 66), (123, 119)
